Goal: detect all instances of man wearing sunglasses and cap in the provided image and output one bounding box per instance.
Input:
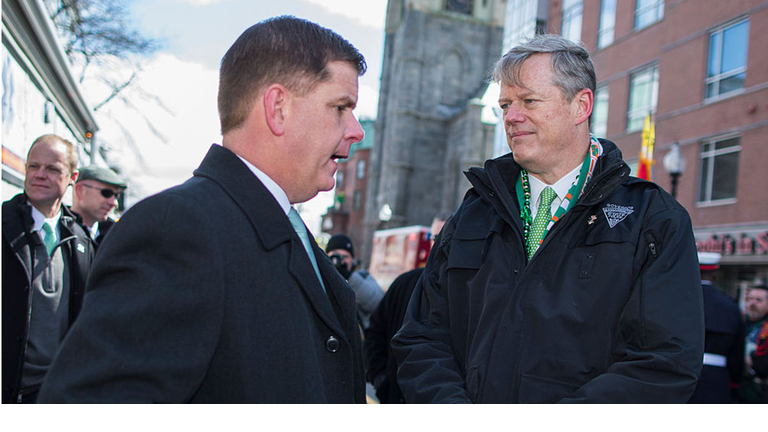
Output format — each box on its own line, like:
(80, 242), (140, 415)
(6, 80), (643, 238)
(70, 165), (127, 246)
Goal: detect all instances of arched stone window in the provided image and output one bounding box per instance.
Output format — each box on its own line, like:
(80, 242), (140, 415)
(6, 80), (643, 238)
(440, 51), (464, 106)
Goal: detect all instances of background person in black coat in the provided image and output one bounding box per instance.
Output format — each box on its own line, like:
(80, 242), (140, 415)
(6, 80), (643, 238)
(2, 135), (93, 403)
(688, 252), (745, 403)
(326, 233), (384, 330)
(364, 211), (451, 403)
(38, 16), (369, 403)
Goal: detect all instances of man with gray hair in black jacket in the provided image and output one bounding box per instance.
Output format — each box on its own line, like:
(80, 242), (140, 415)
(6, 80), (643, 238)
(392, 34), (704, 403)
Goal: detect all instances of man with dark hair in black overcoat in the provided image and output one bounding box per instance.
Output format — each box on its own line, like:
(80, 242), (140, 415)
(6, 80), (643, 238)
(38, 16), (369, 403)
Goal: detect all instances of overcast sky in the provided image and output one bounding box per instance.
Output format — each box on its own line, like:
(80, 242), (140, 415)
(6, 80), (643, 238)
(94, 0), (387, 232)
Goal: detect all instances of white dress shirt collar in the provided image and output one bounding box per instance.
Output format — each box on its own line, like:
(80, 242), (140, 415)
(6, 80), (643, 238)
(528, 164), (582, 219)
(29, 202), (62, 238)
(89, 221), (100, 240)
(236, 155), (291, 215)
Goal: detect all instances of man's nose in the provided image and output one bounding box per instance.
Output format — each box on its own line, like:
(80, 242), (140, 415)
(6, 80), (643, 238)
(346, 115), (365, 144)
(505, 105), (525, 124)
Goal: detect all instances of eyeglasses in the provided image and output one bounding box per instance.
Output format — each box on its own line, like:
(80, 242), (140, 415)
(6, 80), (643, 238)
(80, 183), (123, 200)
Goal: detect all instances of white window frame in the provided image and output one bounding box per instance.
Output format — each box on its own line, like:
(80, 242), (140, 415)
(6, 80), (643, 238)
(597, 0), (616, 49)
(591, 85), (609, 138)
(626, 65), (659, 133)
(697, 134), (740, 206)
(561, 0), (583, 43)
(705, 18), (749, 101)
(356, 159), (366, 179)
(635, 0), (664, 31)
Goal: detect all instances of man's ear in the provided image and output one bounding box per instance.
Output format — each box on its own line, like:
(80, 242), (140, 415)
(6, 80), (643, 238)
(73, 182), (83, 199)
(264, 84), (289, 136)
(69, 170), (79, 186)
(573, 88), (594, 126)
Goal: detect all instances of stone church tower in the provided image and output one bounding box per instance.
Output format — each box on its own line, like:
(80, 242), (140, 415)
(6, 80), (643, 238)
(360, 0), (505, 265)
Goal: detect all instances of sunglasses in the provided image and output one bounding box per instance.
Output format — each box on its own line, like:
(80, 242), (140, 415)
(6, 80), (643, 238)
(80, 183), (123, 199)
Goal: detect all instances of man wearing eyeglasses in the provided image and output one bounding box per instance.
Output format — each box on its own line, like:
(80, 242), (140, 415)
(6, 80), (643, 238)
(2, 134), (94, 403)
(70, 165), (127, 246)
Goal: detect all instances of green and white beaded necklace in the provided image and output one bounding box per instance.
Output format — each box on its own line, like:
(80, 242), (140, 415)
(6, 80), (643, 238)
(515, 134), (603, 254)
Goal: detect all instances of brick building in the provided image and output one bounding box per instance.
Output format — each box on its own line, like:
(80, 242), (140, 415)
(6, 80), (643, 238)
(321, 119), (376, 254)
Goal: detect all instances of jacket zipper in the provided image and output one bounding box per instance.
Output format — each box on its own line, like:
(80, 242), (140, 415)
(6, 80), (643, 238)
(645, 232), (658, 260)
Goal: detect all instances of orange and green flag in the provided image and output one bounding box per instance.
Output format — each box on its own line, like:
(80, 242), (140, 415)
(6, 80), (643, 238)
(637, 115), (655, 181)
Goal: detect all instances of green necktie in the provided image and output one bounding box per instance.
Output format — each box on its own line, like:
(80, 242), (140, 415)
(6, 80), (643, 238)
(287, 208), (326, 293)
(527, 187), (557, 260)
(41, 221), (57, 256)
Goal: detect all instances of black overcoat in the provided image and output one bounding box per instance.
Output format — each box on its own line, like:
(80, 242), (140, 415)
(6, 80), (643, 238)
(2, 194), (93, 403)
(38, 144), (366, 403)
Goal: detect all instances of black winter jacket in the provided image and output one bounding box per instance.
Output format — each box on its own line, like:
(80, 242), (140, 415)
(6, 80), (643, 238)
(71, 209), (116, 248)
(392, 139), (704, 403)
(365, 267), (424, 403)
(2, 193), (94, 403)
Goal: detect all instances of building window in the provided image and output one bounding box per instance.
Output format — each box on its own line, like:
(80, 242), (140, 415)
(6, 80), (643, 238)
(698, 136), (740, 204)
(597, 0), (616, 49)
(440, 52), (464, 106)
(706, 19), (749, 100)
(635, 0), (664, 31)
(627, 65), (659, 133)
(591, 85), (609, 137)
(356, 159), (366, 179)
(336, 171), (344, 189)
(445, 0), (473, 14)
(353, 190), (362, 211)
(561, 0), (583, 43)
(503, 0), (547, 52)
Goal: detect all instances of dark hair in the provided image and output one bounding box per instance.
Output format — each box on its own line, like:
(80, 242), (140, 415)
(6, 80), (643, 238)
(218, 15), (367, 134)
(491, 34), (595, 102)
(28, 134), (78, 173)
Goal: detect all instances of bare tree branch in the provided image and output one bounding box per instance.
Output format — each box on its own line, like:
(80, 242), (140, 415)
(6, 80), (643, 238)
(44, 0), (167, 168)
(92, 72), (137, 111)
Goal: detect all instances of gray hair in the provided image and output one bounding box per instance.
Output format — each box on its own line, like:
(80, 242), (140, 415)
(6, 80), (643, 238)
(491, 34), (595, 102)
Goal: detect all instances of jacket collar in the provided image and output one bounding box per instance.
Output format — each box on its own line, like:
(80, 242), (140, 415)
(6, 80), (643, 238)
(192, 144), (353, 335)
(465, 139), (630, 219)
(3, 193), (84, 277)
(193, 144), (294, 251)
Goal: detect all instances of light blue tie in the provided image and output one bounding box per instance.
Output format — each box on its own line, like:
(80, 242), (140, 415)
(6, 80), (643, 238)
(288, 208), (326, 293)
(41, 221), (57, 256)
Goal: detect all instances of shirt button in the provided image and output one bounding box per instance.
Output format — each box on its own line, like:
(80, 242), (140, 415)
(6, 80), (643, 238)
(326, 335), (340, 353)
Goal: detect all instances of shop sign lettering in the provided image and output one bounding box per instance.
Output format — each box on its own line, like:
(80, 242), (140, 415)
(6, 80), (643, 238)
(696, 231), (768, 256)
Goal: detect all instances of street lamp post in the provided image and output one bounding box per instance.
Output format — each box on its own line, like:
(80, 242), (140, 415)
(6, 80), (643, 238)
(663, 142), (686, 199)
(378, 203), (392, 229)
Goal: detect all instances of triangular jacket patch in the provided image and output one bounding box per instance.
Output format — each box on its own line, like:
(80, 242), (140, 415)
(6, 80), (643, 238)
(603, 204), (634, 228)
